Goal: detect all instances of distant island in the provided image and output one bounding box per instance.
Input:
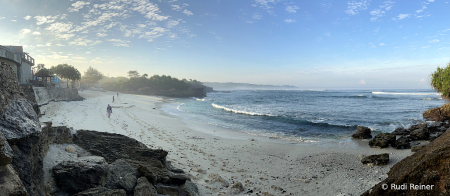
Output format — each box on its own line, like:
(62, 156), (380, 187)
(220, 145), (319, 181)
(203, 82), (298, 90)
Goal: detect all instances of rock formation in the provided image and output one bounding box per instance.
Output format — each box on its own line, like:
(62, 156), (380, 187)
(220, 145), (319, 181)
(362, 129), (450, 196)
(351, 126), (372, 139)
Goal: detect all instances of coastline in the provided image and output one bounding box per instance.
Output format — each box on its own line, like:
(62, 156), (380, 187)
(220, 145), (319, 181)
(40, 90), (414, 195)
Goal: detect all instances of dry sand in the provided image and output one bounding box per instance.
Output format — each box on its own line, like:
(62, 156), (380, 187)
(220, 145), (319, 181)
(39, 90), (413, 196)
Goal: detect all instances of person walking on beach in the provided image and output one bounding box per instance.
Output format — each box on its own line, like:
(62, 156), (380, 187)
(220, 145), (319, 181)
(107, 104), (112, 118)
(117, 92), (119, 97)
(112, 96), (115, 103)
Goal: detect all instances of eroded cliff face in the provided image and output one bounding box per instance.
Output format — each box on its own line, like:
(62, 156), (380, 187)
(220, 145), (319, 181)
(1, 64), (48, 196)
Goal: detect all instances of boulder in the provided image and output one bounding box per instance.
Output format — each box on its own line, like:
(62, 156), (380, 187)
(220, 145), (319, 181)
(407, 123), (427, 132)
(74, 187), (126, 196)
(0, 132), (13, 166)
(409, 128), (430, 140)
(440, 103), (450, 118)
(47, 126), (73, 144)
(52, 156), (108, 193)
(361, 127), (450, 196)
(351, 126), (372, 139)
(391, 127), (409, 135)
(0, 164), (28, 196)
(395, 136), (411, 149)
(411, 145), (426, 152)
(105, 159), (138, 193)
(65, 145), (76, 153)
(134, 177), (157, 196)
(361, 153), (389, 166)
(183, 180), (199, 196)
(423, 107), (445, 121)
(155, 184), (180, 196)
(368, 138), (389, 148)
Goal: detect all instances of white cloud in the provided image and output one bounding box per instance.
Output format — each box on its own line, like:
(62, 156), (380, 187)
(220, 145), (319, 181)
(429, 0), (435, 2)
(37, 43), (52, 47)
(86, 51), (91, 54)
(96, 33), (108, 37)
(45, 22), (73, 33)
(429, 39), (440, 43)
(369, 1), (394, 21)
(171, 4), (182, 11)
(24, 15), (31, 20)
(32, 31), (41, 35)
(284, 19), (296, 23)
(0, 17), (5, 19)
(422, 45), (431, 48)
(56, 43), (65, 46)
(345, 0), (370, 16)
(69, 37), (102, 46)
(393, 14), (410, 20)
(19, 29), (31, 37)
(253, 0), (278, 13)
(183, 9), (193, 16)
(359, 79), (366, 84)
(286, 5), (299, 13)
(107, 39), (130, 47)
(324, 32), (331, 37)
(379, 43), (386, 46)
(68, 1), (91, 12)
(11, 20), (16, 22)
(132, 1), (168, 21)
(252, 13), (263, 20)
(139, 27), (167, 42)
(167, 20), (179, 28)
(416, 5), (427, 13)
(57, 34), (75, 40)
(420, 78), (425, 82)
(34, 15), (59, 25)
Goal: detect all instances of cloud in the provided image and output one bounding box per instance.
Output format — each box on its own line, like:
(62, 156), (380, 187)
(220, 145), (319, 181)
(139, 27), (167, 42)
(345, 0), (370, 16)
(166, 20), (179, 28)
(416, 5), (427, 13)
(324, 32), (331, 37)
(171, 4), (182, 11)
(68, 1), (91, 12)
(252, 13), (263, 20)
(69, 37), (102, 46)
(132, 1), (168, 21)
(45, 22), (73, 33)
(369, 1), (394, 21)
(252, 0), (278, 13)
(0, 17), (5, 19)
(286, 5), (299, 13)
(284, 19), (296, 23)
(420, 78), (425, 82)
(24, 15), (31, 20)
(183, 9), (193, 16)
(107, 39), (130, 47)
(37, 43), (52, 47)
(34, 15), (59, 25)
(379, 43), (386, 46)
(11, 20), (16, 22)
(393, 14), (410, 20)
(32, 31), (41, 35)
(422, 45), (431, 48)
(86, 51), (91, 54)
(19, 29), (31, 37)
(96, 33), (108, 37)
(56, 43), (65, 46)
(429, 39), (440, 43)
(359, 79), (366, 84)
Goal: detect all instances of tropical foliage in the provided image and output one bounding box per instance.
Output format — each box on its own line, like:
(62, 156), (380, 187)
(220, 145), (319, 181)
(430, 63), (450, 99)
(82, 66), (104, 86)
(50, 64), (81, 88)
(102, 73), (191, 92)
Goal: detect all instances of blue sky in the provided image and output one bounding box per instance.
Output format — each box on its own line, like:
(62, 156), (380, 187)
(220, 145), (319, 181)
(0, 0), (449, 89)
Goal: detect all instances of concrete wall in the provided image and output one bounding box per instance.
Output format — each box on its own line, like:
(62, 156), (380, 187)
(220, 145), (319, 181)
(20, 61), (33, 84)
(33, 87), (80, 106)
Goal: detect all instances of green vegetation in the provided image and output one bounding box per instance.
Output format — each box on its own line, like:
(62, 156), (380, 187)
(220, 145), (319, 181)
(51, 64), (81, 88)
(102, 71), (207, 97)
(431, 63), (450, 98)
(82, 66), (104, 87)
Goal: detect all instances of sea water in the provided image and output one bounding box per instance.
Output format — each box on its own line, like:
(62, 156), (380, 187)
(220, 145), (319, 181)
(162, 89), (447, 142)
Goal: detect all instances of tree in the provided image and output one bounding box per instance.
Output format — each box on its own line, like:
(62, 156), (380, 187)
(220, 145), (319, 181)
(142, 73), (148, 78)
(51, 64), (81, 88)
(128, 70), (140, 78)
(82, 66), (104, 87)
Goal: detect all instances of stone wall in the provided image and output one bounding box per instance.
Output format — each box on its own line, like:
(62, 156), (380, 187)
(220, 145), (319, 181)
(33, 87), (81, 106)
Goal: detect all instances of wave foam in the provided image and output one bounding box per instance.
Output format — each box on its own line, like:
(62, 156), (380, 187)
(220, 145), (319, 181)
(212, 103), (275, 116)
(372, 92), (441, 95)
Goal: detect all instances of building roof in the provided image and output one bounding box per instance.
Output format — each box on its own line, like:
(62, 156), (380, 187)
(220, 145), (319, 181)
(0, 45), (24, 54)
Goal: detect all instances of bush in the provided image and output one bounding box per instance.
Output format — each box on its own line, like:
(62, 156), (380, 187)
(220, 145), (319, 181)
(431, 62), (450, 99)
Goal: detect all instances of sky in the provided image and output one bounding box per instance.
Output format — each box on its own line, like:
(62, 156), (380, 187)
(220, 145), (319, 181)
(0, 0), (449, 89)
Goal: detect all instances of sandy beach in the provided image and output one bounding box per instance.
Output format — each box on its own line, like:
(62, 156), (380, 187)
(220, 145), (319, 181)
(39, 90), (413, 196)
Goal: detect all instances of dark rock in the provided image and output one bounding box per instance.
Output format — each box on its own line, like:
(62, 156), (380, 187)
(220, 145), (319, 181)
(391, 127), (409, 135)
(137, 164), (158, 185)
(411, 145), (426, 152)
(423, 107), (445, 121)
(183, 180), (199, 196)
(409, 128), (430, 140)
(0, 164), (28, 196)
(105, 159), (138, 193)
(74, 187), (126, 196)
(229, 182), (245, 195)
(0, 99), (41, 140)
(430, 132), (445, 142)
(351, 126), (372, 139)
(0, 132), (13, 166)
(361, 153), (389, 166)
(134, 177), (158, 196)
(440, 103), (450, 119)
(407, 123), (427, 132)
(47, 125), (73, 144)
(155, 184), (180, 196)
(52, 156), (108, 193)
(395, 136), (411, 149)
(368, 138), (389, 148)
(361, 127), (450, 196)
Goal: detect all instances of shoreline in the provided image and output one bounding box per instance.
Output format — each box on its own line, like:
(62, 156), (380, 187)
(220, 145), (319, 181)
(39, 90), (414, 195)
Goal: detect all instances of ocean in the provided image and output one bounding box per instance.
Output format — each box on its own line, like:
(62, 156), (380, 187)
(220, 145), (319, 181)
(162, 89), (447, 142)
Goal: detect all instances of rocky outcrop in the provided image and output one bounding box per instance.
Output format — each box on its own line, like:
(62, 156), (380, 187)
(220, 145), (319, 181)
(362, 128), (450, 196)
(105, 159), (138, 193)
(409, 128), (430, 140)
(369, 133), (396, 148)
(391, 127), (409, 135)
(74, 187), (126, 196)
(351, 126), (372, 139)
(52, 156), (109, 193)
(361, 153), (389, 166)
(0, 132), (13, 166)
(395, 136), (411, 149)
(423, 107), (445, 121)
(134, 177), (158, 196)
(0, 164), (28, 196)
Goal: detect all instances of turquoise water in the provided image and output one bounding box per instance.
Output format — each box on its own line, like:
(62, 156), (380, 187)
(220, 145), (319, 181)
(162, 89), (447, 141)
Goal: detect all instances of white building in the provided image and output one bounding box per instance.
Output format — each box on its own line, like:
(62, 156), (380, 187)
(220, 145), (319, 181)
(0, 45), (35, 84)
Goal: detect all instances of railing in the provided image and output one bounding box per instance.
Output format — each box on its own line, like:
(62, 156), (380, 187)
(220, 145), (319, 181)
(21, 53), (34, 66)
